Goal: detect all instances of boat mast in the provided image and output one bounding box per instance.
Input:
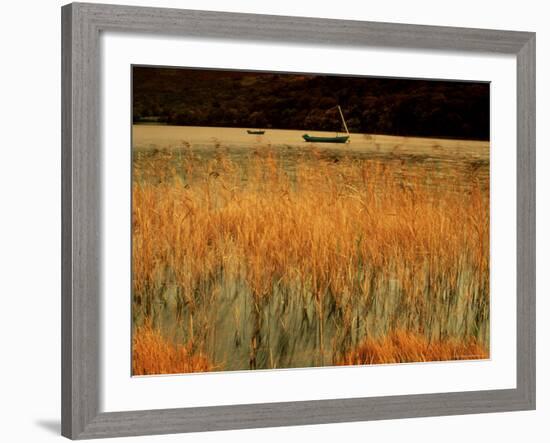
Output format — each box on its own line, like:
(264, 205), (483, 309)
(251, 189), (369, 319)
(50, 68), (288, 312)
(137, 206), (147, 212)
(337, 105), (350, 136)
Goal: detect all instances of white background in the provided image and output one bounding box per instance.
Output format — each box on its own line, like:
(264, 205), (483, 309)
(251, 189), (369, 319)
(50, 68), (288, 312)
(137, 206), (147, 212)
(102, 34), (517, 412)
(0, 0), (546, 442)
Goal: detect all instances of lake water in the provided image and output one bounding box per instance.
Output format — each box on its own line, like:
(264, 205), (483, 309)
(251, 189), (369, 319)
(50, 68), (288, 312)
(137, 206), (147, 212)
(133, 125), (489, 161)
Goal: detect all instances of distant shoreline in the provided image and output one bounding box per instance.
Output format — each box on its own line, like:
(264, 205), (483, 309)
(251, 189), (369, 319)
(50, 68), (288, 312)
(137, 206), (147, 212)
(132, 123), (490, 144)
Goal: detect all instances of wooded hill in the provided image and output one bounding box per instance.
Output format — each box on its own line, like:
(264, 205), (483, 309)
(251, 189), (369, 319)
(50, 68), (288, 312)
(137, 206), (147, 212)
(133, 66), (489, 140)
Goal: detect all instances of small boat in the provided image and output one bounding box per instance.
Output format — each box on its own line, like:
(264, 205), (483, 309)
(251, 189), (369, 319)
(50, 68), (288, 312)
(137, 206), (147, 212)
(303, 105), (351, 144)
(302, 134), (349, 143)
(247, 129), (265, 135)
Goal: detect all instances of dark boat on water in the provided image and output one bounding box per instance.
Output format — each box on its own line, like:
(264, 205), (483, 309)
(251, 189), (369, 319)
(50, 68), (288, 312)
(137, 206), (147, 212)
(302, 105), (351, 144)
(302, 134), (349, 143)
(247, 129), (265, 135)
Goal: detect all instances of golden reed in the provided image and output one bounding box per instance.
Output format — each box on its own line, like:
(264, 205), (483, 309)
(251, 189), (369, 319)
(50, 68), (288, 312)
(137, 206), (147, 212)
(132, 145), (489, 372)
(132, 323), (211, 376)
(338, 330), (488, 365)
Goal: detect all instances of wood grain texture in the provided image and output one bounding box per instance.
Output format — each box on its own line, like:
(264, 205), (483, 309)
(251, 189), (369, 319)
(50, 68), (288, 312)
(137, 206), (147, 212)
(61, 2), (536, 439)
(75, 2), (532, 53)
(62, 3), (101, 438)
(516, 34), (536, 409)
(61, 4), (73, 437)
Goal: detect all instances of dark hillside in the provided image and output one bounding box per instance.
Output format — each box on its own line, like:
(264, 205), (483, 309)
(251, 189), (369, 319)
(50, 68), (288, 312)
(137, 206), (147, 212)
(133, 67), (489, 140)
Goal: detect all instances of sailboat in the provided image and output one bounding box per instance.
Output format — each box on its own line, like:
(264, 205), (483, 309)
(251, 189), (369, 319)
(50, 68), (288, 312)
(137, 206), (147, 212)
(302, 105), (350, 143)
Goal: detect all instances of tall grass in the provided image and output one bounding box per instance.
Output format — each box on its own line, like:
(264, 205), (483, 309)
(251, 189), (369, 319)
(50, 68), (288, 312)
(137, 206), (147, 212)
(133, 323), (211, 375)
(132, 145), (489, 373)
(337, 330), (488, 365)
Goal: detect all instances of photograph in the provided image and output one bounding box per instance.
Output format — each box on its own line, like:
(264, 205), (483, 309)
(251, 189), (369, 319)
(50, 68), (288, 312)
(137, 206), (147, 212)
(0, 0), (541, 441)
(131, 66), (490, 375)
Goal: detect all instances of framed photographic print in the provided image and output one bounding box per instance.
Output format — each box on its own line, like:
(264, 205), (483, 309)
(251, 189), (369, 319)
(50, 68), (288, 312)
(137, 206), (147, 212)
(61, 2), (535, 439)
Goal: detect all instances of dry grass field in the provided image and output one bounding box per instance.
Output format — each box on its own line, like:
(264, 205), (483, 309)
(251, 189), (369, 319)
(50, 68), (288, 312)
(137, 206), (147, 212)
(131, 137), (489, 374)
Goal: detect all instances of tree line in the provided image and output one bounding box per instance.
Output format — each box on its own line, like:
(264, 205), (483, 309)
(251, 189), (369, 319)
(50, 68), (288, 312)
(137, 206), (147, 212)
(133, 67), (489, 140)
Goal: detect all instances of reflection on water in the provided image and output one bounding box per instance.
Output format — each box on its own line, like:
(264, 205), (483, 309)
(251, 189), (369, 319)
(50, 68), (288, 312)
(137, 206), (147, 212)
(137, 271), (487, 372)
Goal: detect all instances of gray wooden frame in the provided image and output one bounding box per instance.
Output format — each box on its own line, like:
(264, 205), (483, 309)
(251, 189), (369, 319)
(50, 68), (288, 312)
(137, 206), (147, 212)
(61, 2), (536, 439)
